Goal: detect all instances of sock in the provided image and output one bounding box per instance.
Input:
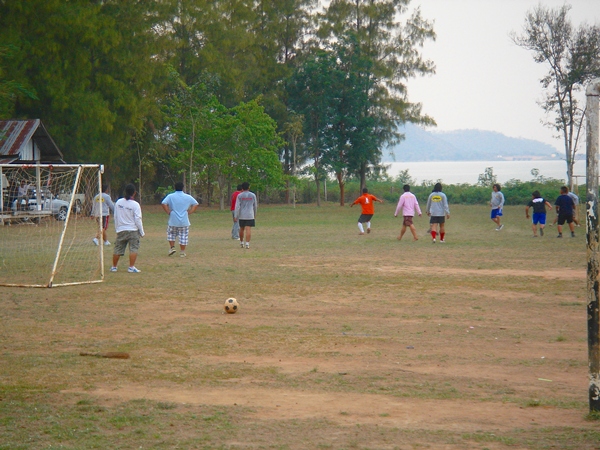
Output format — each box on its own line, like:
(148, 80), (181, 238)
(367, 221), (371, 229)
(358, 223), (365, 233)
(440, 232), (445, 241)
(431, 231), (436, 239)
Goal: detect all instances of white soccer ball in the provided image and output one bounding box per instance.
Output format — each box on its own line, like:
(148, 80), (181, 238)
(224, 297), (239, 314)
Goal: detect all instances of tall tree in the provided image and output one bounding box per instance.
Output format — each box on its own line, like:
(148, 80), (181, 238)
(0, 0), (164, 188)
(512, 4), (600, 187)
(315, 0), (436, 191)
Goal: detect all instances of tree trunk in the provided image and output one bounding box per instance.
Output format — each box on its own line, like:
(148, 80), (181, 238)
(315, 173), (321, 207)
(359, 161), (367, 191)
(337, 171), (345, 206)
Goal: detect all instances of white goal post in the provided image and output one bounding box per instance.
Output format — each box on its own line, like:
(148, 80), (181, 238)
(0, 163), (104, 287)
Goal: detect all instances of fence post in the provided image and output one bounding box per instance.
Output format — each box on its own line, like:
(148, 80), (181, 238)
(586, 78), (600, 413)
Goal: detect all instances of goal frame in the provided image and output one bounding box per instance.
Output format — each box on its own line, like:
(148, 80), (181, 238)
(0, 163), (104, 288)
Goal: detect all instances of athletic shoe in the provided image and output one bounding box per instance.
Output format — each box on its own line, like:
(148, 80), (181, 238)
(557, 233), (563, 238)
(532, 235), (538, 238)
(180, 252), (186, 257)
(571, 232), (576, 237)
(540, 228), (544, 237)
(168, 247), (176, 256)
(128, 266), (141, 273)
(432, 238), (436, 243)
(245, 242), (250, 249)
(110, 266), (118, 272)
(104, 240), (111, 246)
(440, 239), (445, 243)
(92, 237), (99, 246)
(240, 242), (245, 248)
(367, 228), (371, 234)
(499, 224), (504, 230)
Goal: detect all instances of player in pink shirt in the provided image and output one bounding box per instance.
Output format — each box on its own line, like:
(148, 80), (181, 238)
(394, 184), (422, 241)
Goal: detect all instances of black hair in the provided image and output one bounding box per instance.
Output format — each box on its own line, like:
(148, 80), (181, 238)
(175, 182), (184, 191)
(532, 190), (541, 198)
(242, 181), (250, 190)
(237, 184), (243, 190)
(403, 184), (410, 192)
(124, 184), (136, 200)
(433, 182), (442, 192)
(362, 188), (368, 193)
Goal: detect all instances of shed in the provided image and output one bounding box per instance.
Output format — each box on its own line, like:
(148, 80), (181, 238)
(0, 119), (64, 164)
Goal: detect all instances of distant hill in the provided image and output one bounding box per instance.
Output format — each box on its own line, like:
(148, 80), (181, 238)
(382, 123), (558, 162)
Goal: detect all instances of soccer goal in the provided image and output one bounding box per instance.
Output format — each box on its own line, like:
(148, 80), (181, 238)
(0, 163), (104, 287)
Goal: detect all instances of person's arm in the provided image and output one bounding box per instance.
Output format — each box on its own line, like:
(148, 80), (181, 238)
(545, 201), (552, 210)
(189, 204), (199, 214)
(161, 203), (170, 214)
(415, 199), (422, 216)
(394, 197), (403, 217)
(135, 204), (145, 237)
(525, 205), (530, 218)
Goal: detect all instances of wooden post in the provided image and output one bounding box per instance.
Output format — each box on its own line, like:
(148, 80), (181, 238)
(586, 78), (600, 412)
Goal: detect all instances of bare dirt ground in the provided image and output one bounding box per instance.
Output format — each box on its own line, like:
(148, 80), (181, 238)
(2, 204), (598, 449)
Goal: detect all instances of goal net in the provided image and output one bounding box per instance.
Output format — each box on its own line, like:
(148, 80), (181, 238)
(0, 164), (104, 287)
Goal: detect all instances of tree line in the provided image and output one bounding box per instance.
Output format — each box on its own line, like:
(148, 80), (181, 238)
(0, 0), (435, 206)
(3, 2), (597, 205)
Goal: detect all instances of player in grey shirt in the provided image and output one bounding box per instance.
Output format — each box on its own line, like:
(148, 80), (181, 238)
(234, 181), (258, 249)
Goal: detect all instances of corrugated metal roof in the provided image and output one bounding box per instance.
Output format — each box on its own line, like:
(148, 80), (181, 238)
(0, 119), (64, 162)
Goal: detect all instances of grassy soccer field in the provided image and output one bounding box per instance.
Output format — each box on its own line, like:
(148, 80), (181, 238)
(1, 202), (598, 449)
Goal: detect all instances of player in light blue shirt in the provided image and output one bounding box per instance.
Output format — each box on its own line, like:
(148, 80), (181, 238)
(161, 182), (199, 257)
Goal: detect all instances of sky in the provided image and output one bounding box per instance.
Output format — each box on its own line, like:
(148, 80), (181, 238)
(406, 0), (600, 152)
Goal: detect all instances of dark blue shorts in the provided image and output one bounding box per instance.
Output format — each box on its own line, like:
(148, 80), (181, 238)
(532, 213), (546, 225)
(239, 219), (255, 227)
(491, 208), (502, 219)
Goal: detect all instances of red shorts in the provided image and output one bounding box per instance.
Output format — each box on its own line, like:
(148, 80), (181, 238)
(403, 216), (414, 227)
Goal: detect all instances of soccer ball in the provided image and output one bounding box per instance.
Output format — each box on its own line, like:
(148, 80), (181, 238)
(224, 297), (239, 314)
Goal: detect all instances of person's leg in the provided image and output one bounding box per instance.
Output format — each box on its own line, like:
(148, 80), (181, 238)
(179, 227), (189, 252)
(232, 212), (240, 239)
(439, 223), (446, 241)
(409, 224), (418, 240)
(398, 225), (407, 240)
(431, 222), (438, 241)
(129, 252), (137, 267)
(366, 221), (371, 233)
(358, 222), (365, 234)
(532, 223), (537, 236)
(240, 225), (245, 243)
(246, 226), (252, 242)
(112, 254), (120, 267)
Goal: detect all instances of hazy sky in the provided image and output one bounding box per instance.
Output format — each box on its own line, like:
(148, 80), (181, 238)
(406, 0), (599, 152)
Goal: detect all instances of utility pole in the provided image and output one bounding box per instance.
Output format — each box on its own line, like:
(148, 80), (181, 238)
(586, 78), (600, 413)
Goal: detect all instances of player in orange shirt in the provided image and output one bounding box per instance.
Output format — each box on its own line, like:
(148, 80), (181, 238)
(350, 188), (384, 235)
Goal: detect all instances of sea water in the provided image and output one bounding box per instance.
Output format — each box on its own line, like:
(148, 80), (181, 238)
(384, 160), (585, 185)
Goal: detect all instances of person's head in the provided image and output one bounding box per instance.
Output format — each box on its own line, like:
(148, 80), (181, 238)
(560, 186), (568, 194)
(362, 188), (368, 194)
(242, 181), (250, 191)
(493, 183), (501, 192)
(433, 182), (442, 192)
(532, 190), (541, 199)
(237, 184), (243, 191)
(20, 180), (25, 186)
(175, 182), (184, 191)
(102, 184), (109, 193)
(403, 184), (410, 192)
(124, 184), (136, 200)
